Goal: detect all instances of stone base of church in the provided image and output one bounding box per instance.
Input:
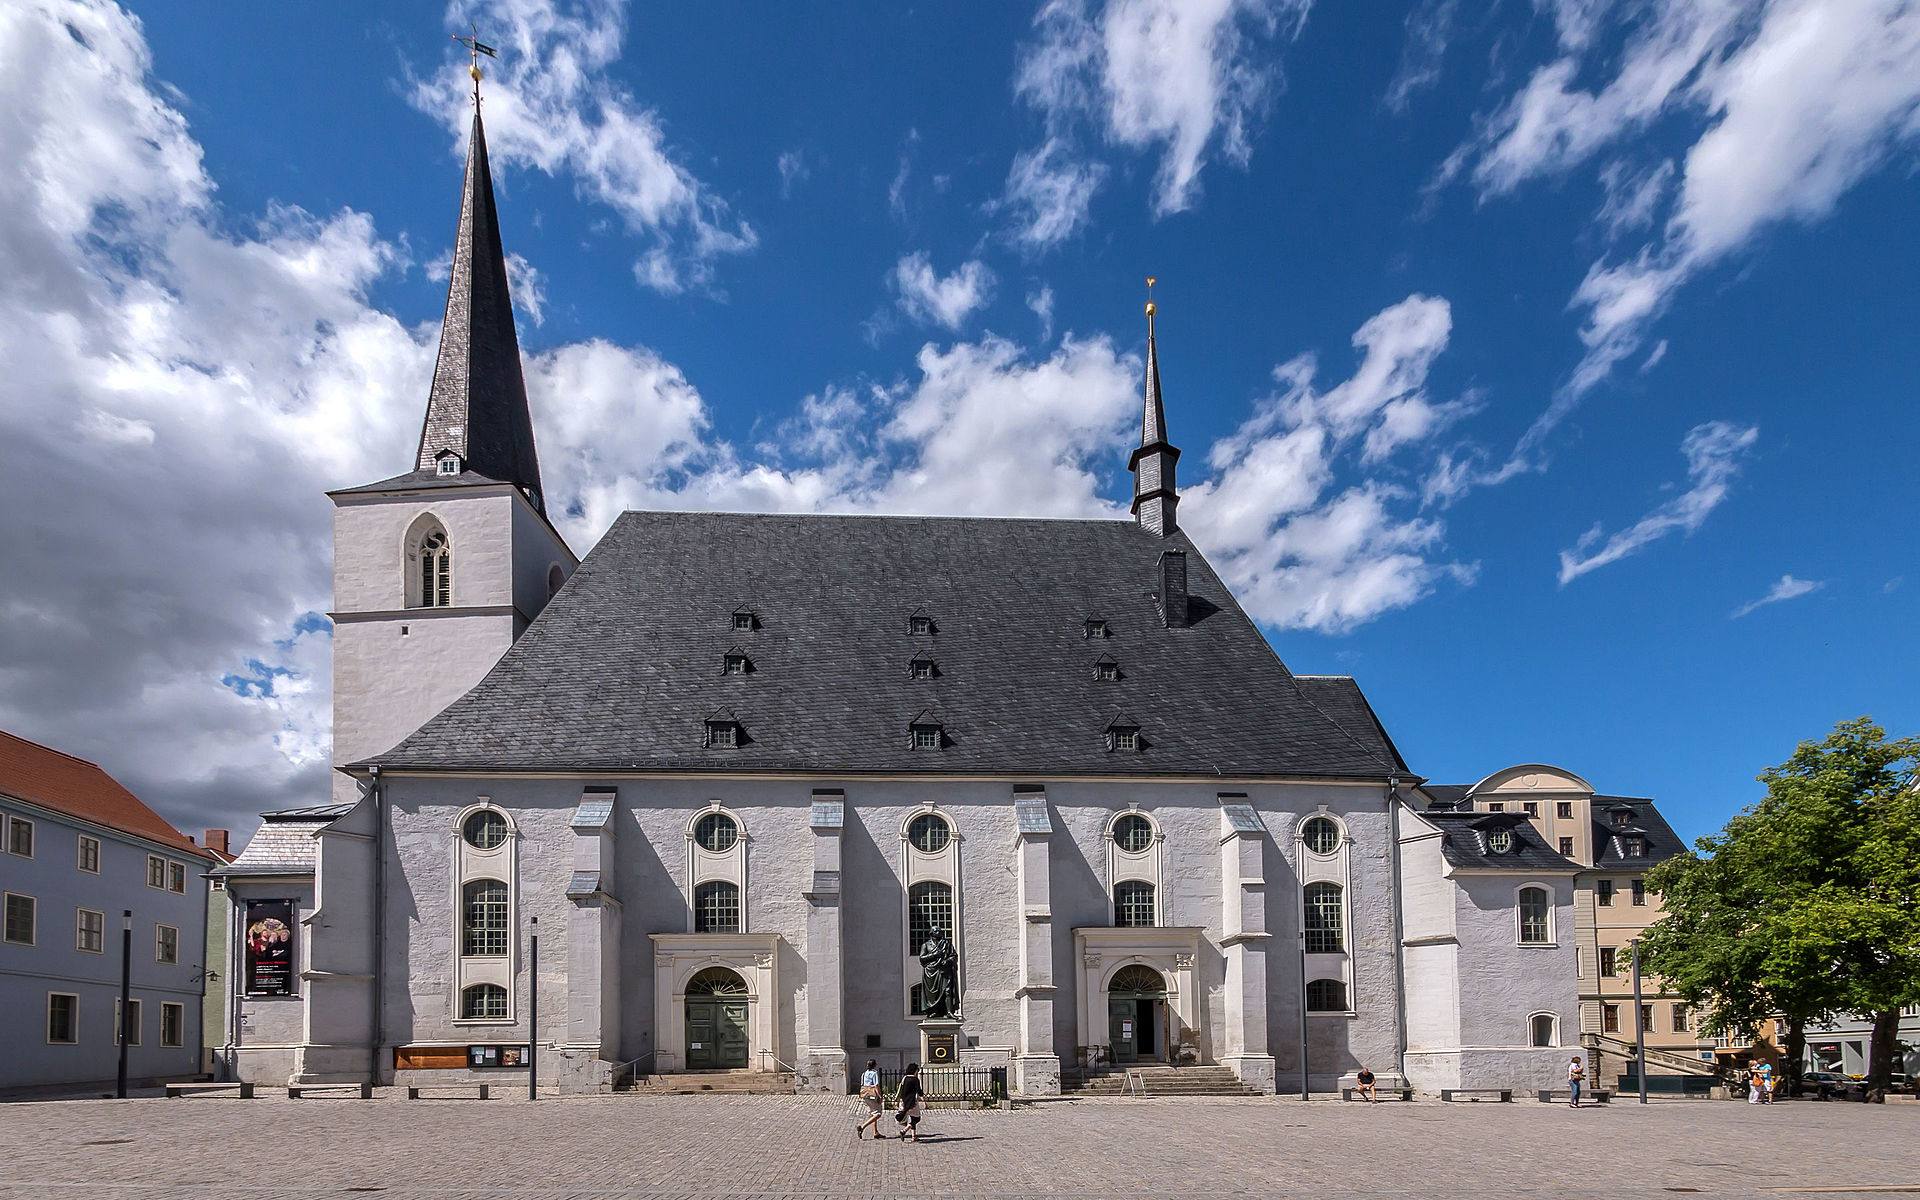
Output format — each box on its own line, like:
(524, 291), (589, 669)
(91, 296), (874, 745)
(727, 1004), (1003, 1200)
(1221, 1053), (1276, 1093)
(1013, 1054), (1061, 1096)
(555, 1046), (616, 1094)
(293, 1043), (377, 1084)
(796, 1050), (848, 1094)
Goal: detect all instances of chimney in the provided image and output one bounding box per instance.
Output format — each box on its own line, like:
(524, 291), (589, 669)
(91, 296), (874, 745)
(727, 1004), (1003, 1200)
(1157, 550), (1188, 628)
(204, 829), (231, 858)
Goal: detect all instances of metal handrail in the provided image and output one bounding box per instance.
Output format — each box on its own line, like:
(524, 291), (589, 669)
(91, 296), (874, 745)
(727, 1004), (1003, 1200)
(614, 1050), (657, 1083)
(757, 1049), (799, 1073)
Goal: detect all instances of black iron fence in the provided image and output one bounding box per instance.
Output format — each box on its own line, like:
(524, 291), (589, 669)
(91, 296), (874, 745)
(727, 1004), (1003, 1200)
(876, 1066), (1006, 1104)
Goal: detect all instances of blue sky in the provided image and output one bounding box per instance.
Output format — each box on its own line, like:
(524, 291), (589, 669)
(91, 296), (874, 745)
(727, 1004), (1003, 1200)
(1, 0), (1916, 840)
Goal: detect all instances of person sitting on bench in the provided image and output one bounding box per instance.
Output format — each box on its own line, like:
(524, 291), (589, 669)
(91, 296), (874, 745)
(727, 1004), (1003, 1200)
(1356, 1066), (1378, 1103)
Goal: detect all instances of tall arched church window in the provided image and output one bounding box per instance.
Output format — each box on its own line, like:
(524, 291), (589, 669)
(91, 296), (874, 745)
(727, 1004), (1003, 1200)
(907, 881), (954, 1015)
(693, 881), (741, 933)
(1114, 880), (1156, 927)
(1303, 882), (1344, 953)
(462, 879), (509, 955)
(685, 804), (749, 934)
(421, 531), (451, 607)
(1518, 886), (1551, 944)
(451, 803), (515, 1021)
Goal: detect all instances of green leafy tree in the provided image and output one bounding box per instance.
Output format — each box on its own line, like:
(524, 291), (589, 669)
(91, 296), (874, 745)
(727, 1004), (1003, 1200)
(1644, 718), (1920, 1101)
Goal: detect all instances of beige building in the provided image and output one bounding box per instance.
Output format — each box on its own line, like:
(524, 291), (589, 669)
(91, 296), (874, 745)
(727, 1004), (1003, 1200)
(1423, 765), (1718, 1091)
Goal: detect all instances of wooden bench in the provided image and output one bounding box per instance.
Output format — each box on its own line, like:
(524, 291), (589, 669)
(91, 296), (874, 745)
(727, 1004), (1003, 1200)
(164, 1082), (254, 1099)
(286, 1083), (373, 1099)
(406, 1084), (491, 1100)
(1538, 1088), (1612, 1104)
(1343, 1086), (1413, 1101)
(1440, 1088), (1512, 1102)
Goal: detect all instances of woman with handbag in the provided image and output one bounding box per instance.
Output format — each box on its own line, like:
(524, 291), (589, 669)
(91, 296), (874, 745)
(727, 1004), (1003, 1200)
(855, 1059), (886, 1138)
(894, 1062), (926, 1142)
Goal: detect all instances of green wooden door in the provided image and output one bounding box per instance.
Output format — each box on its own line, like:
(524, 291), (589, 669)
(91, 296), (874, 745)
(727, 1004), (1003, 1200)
(687, 1000), (718, 1070)
(716, 1002), (749, 1068)
(1109, 999), (1138, 1064)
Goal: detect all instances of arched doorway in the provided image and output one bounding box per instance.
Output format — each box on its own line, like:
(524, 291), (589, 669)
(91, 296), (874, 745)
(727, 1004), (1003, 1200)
(1107, 964), (1168, 1064)
(685, 967), (749, 1070)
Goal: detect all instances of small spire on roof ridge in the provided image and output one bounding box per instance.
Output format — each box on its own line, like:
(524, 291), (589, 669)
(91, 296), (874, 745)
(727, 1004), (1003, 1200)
(1129, 274), (1179, 536)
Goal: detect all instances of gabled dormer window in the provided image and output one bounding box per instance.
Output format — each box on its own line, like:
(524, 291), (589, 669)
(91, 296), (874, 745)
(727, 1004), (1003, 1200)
(722, 650), (752, 676)
(908, 609), (935, 636)
(704, 708), (742, 749)
(434, 449), (463, 476)
(1093, 655), (1120, 682)
(908, 709), (944, 750)
(1084, 618), (1110, 639)
(1104, 714), (1143, 753)
(1622, 836), (1646, 858)
(909, 656), (937, 680)
(1609, 807), (1631, 828)
(731, 607), (758, 632)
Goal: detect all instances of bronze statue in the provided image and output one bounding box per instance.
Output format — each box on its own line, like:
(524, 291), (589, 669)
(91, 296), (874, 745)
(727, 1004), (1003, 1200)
(917, 933), (959, 1020)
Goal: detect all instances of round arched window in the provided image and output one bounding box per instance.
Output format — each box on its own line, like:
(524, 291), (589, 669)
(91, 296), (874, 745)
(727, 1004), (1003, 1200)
(462, 810), (507, 850)
(1302, 816), (1340, 855)
(1113, 814), (1154, 853)
(908, 813), (951, 853)
(694, 813), (738, 853)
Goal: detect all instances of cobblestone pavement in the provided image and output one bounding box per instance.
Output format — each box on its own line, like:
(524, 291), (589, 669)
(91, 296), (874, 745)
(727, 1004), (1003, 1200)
(0, 1092), (1911, 1199)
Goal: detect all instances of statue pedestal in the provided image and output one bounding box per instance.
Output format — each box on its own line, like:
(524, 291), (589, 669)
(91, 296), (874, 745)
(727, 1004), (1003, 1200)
(918, 1019), (963, 1068)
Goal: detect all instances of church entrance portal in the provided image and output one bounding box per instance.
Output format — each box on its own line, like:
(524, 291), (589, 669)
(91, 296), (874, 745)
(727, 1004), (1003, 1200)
(684, 967), (750, 1070)
(1106, 965), (1168, 1064)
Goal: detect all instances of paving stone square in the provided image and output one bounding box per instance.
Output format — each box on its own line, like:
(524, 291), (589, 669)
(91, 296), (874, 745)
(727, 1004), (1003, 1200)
(0, 1093), (1909, 1200)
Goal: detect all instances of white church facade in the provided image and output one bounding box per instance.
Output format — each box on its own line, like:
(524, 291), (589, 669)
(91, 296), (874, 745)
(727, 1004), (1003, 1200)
(212, 101), (1679, 1099)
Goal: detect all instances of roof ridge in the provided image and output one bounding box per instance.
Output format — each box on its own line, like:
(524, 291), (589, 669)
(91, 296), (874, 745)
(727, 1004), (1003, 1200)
(0, 728), (101, 769)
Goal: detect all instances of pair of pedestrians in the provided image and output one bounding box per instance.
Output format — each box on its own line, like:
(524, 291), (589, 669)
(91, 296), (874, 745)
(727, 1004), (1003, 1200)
(855, 1060), (926, 1141)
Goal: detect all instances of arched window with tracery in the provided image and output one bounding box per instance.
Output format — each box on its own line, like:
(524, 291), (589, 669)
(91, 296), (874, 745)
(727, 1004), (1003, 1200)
(405, 515), (453, 609)
(1304, 882), (1344, 953)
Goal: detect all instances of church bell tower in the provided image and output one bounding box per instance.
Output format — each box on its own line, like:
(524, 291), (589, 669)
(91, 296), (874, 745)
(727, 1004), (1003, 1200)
(324, 94), (576, 804)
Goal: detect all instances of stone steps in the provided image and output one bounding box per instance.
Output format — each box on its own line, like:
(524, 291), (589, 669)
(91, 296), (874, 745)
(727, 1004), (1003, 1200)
(1063, 1067), (1264, 1097)
(625, 1071), (795, 1095)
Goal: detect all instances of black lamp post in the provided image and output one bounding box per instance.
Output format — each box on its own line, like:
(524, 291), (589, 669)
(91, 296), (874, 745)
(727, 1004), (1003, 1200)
(528, 916), (538, 1101)
(116, 909), (132, 1099)
(1631, 939), (1648, 1105)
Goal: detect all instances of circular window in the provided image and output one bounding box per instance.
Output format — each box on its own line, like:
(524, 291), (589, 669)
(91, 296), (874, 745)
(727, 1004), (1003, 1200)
(694, 813), (738, 853)
(1113, 813), (1154, 853)
(1302, 816), (1340, 855)
(1488, 829), (1514, 854)
(462, 810), (507, 850)
(907, 813), (951, 854)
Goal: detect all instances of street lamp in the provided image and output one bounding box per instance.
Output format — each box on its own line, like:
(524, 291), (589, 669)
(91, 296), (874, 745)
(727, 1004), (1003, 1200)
(528, 916), (538, 1101)
(1630, 938), (1648, 1105)
(116, 909), (132, 1099)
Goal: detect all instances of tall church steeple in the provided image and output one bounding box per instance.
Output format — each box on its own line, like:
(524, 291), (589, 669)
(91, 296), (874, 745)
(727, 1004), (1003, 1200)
(1129, 279), (1181, 537)
(413, 102), (546, 515)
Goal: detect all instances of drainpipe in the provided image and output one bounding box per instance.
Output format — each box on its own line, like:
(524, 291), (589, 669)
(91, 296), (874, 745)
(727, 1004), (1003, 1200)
(369, 765), (384, 1086)
(1385, 778), (1409, 1086)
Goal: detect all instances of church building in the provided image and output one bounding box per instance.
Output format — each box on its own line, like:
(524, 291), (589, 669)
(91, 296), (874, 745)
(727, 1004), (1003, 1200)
(212, 94), (1671, 1099)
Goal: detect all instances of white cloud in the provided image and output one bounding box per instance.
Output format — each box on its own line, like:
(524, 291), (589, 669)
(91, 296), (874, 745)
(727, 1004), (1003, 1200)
(777, 148), (809, 199)
(504, 252), (546, 325)
(409, 0), (756, 293)
(1002, 0), (1308, 244)
(1731, 574), (1824, 617)
(891, 252), (996, 330)
(1384, 0), (1459, 113)
(1557, 420), (1759, 584)
(1181, 294), (1477, 633)
(1028, 285), (1057, 341)
(1447, 0), (1920, 421)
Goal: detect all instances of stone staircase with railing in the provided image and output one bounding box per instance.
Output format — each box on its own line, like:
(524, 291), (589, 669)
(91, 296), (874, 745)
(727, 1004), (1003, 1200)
(1061, 1064), (1266, 1097)
(1583, 1033), (1727, 1094)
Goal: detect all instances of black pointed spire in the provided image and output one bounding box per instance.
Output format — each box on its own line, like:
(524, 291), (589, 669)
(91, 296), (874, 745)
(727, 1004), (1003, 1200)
(1129, 285), (1180, 536)
(414, 109), (546, 514)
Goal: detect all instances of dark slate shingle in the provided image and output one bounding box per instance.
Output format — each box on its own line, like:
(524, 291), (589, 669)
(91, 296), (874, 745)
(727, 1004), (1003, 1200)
(367, 512), (1407, 778)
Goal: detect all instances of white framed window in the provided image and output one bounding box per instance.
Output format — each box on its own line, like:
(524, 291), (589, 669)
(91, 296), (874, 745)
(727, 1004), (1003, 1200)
(160, 1002), (184, 1048)
(900, 804), (961, 1016)
(452, 801), (516, 1023)
(77, 835), (100, 873)
(910, 722), (942, 750)
(907, 813), (951, 854)
(1306, 978), (1348, 1012)
(1631, 878), (1647, 906)
(77, 908), (104, 954)
(1603, 1003), (1620, 1033)
(147, 854), (166, 889)
(462, 983), (508, 1019)
(405, 514), (453, 608)
(693, 881), (741, 932)
(3, 892), (35, 945)
(462, 809), (508, 850)
(461, 880), (510, 955)
(1303, 882), (1344, 952)
(115, 997), (141, 1045)
(168, 862), (186, 893)
(6, 815), (33, 857)
(155, 923), (179, 964)
(1517, 884), (1553, 945)
(1529, 1012), (1558, 1047)
(1113, 880), (1156, 927)
(1105, 807), (1163, 930)
(47, 993), (79, 1045)
(685, 803), (749, 936)
(907, 881), (955, 1015)
(1301, 816), (1341, 856)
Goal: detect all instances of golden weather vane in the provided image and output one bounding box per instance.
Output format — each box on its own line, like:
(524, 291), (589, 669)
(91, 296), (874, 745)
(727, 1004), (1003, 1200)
(1145, 275), (1158, 335)
(452, 26), (497, 108)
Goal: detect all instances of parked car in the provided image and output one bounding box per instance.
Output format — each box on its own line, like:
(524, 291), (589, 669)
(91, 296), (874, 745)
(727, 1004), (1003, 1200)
(1803, 1071), (1864, 1100)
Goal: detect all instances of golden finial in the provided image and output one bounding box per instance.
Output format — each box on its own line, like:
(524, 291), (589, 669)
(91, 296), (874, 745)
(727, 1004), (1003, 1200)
(1145, 276), (1158, 333)
(454, 27), (497, 108)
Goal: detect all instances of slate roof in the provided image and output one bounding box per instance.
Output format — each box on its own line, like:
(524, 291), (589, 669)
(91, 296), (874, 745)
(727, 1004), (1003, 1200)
(0, 729), (209, 858)
(1419, 808), (1579, 873)
(1589, 795), (1684, 869)
(1294, 676), (1411, 774)
(328, 468), (513, 498)
(365, 512), (1410, 779)
(216, 803), (350, 876)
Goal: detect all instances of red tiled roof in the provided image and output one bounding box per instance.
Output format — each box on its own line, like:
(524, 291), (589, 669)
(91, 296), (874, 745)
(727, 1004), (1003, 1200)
(0, 730), (210, 859)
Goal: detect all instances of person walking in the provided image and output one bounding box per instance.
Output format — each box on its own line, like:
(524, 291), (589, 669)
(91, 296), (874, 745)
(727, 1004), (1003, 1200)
(855, 1059), (886, 1139)
(894, 1062), (926, 1142)
(1356, 1066), (1378, 1102)
(1567, 1055), (1586, 1108)
(1752, 1059), (1774, 1105)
